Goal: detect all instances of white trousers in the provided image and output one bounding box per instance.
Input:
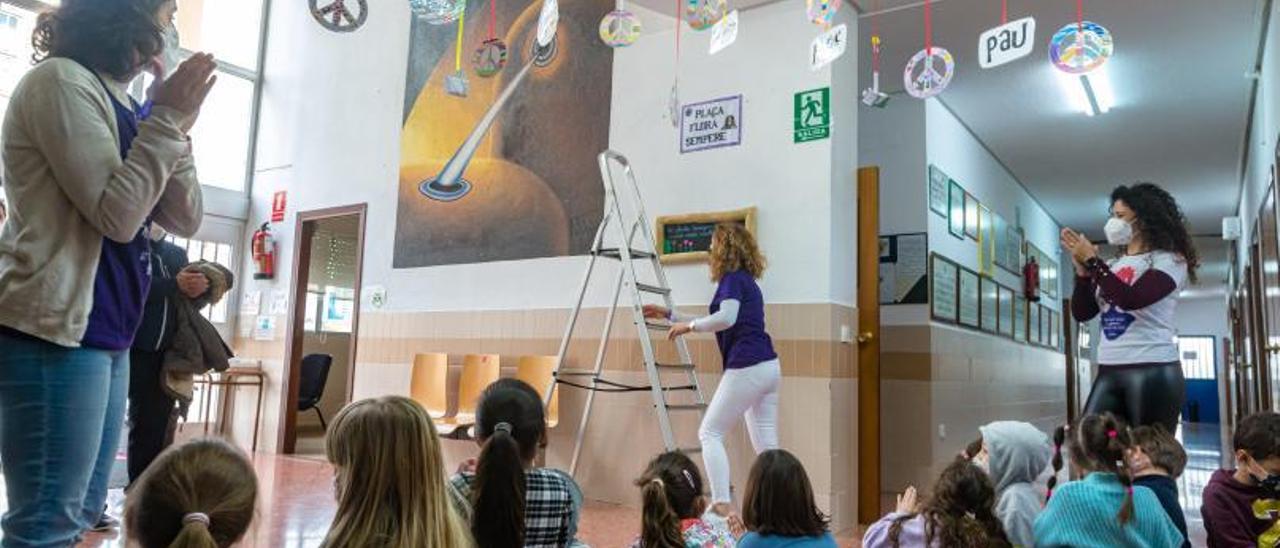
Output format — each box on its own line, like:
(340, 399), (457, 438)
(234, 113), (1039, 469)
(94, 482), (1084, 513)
(698, 359), (781, 504)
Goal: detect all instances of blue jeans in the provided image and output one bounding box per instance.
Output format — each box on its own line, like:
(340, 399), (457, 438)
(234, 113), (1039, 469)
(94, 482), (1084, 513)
(0, 331), (128, 548)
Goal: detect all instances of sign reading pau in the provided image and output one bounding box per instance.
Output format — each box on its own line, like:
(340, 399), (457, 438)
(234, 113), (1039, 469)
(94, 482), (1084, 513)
(978, 17), (1036, 69)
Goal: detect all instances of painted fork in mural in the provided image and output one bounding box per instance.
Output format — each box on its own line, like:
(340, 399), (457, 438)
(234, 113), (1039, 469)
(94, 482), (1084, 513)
(419, 4), (559, 202)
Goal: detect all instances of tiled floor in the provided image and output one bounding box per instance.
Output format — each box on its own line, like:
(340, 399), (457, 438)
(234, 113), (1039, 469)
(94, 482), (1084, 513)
(0, 422), (1225, 547)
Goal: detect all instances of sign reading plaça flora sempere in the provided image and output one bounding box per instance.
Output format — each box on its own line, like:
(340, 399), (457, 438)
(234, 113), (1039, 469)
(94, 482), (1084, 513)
(680, 95), (742, 154)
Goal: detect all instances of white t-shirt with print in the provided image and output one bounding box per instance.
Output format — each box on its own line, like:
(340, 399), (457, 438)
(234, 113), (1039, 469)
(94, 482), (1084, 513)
(1096, 251), (1188, 365)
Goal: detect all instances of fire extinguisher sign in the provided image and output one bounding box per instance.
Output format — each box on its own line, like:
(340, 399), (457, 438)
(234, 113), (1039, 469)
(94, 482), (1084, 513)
(271, 191), (287, 223)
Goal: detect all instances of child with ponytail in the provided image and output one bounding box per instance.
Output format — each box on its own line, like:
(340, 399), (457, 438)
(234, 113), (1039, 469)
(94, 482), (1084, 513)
(125, 438), (257, 548)
(632, 451), (736, 548)
(1033, 413), (1184, 547)
(451, 378), (584, 548)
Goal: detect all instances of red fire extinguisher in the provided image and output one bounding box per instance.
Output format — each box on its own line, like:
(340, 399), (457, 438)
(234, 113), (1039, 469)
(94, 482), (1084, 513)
(1024, 255), (1040, 302)
(251, 222), (276, 280)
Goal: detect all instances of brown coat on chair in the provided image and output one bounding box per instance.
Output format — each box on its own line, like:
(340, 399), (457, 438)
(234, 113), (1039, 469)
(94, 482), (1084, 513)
(162, 260), (235, 417)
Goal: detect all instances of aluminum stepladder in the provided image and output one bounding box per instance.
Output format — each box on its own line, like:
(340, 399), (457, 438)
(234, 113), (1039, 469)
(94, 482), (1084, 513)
(546, 149), (708, 476)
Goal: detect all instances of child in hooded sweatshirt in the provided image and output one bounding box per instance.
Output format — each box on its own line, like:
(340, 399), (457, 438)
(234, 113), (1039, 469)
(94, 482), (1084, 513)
(968, 421), (1053, 548)
(1202, 411), (1280, 548)
(1126, 425), (1190, 548)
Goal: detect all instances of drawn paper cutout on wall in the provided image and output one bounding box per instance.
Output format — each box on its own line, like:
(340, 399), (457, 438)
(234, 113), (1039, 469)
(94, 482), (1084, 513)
(685, 0), (727, 31)
(903, 47), (954, 99)
(708, 9), (738, 55)
(473, 39), (508, 77)
(395, 0), (612, 268)
(1049, 21), (1112, 74)
(809, 23), (847, 71)
(310, 0), (368, 32)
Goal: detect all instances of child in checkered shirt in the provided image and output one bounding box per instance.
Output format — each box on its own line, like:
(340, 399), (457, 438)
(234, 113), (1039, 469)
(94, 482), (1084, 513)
(451, 379), (585, 548)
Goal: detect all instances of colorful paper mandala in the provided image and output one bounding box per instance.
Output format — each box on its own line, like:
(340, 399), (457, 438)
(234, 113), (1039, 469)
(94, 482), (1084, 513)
(903, 47), (955, 99)
(805, 0), (839, 27)
(472, 38), (508, 77)
(1049, 21), (1113, 74)
(599, 9), (642, 47)
(409, 0), (464, 25)
(685, 0), (727, 31)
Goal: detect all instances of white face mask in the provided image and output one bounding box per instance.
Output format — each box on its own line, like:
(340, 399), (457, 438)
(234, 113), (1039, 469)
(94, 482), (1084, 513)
(1104, 217), (1134, 246)
(974, 453), (990, 475)
(160, 25), (182, 78)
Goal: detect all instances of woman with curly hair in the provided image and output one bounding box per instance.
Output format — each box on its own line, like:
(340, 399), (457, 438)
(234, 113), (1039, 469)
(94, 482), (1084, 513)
(1061, 183), (1199, 432)
(862, 458), (1011, 548)
(0, 0), (216, 543)
(643, 223), (779, 516)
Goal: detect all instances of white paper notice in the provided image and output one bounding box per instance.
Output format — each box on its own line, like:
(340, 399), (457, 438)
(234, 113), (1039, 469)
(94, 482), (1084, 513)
(709, 10), (739, 55)
(253, 315), (276, 341)
(240, 290), (261, 315)
(809, 24), (847, 71)
(270, 290), (289, 316)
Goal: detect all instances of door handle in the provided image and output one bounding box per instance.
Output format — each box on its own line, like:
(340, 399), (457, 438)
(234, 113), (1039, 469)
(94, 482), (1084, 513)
(857, 331), (875, 344)
(1269, 345), (1280, 353)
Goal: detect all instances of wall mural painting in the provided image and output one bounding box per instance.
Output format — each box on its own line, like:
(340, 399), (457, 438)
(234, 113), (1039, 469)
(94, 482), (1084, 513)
(395, 0), (614, 268)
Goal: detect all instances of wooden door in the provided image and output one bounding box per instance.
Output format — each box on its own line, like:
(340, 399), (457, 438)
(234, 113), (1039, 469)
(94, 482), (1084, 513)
(1259, 187), (1280, 411)
(856, 167), (881, 525)
(1249, 237), (1266, 414)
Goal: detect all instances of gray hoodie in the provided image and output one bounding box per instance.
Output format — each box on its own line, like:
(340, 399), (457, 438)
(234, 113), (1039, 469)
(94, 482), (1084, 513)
(979, 421), (1053, 547)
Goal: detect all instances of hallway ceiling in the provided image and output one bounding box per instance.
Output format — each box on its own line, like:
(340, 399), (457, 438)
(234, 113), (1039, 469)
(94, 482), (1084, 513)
(631, 0), (1264, 239)
(859, 0), (1263, 238)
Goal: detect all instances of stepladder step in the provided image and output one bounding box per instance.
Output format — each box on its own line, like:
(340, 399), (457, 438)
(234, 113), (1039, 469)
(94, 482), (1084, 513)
(656, 362), (696, 370)
(635, 282), (671, 295)
(594, 247), (656, 260)
(664, 404), (707, 411)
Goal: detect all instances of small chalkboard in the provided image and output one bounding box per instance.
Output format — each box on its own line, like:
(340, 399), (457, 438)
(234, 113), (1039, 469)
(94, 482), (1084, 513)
(655, 207), (757, 264)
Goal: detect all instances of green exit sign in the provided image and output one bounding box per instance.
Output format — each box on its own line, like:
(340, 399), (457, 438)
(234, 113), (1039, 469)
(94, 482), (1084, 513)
(793, 87), (831, 143)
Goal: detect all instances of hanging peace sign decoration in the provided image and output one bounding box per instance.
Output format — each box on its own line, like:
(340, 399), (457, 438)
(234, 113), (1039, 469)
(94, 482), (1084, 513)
(903, 47), (955, 99)
(1049, 21), (1112, 74)
(310, 0), (368, 33)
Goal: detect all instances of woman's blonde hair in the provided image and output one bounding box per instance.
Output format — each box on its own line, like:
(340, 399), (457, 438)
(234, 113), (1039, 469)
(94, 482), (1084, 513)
(709, 223), (766, 281)
(322, 396), (473, 548)
(125, 438), (257, 548)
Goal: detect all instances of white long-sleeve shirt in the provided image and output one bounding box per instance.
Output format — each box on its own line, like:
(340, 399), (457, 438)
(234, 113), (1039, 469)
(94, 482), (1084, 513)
(671, 299), (740, 333)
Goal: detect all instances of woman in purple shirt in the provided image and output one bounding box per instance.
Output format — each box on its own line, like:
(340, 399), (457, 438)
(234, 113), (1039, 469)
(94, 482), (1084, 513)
(644, 223), (780, 516)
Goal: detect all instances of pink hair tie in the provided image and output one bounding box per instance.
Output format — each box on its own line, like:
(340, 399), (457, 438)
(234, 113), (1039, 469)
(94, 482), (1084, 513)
(1106, 430), (1118, 439)
(1125, 486), (1133, 495)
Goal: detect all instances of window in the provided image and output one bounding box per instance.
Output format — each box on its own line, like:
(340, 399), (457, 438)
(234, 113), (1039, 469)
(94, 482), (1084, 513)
(1176, 336), (1217, 380)
(166, 236), (234, 324)
(0, 4), (42, 117)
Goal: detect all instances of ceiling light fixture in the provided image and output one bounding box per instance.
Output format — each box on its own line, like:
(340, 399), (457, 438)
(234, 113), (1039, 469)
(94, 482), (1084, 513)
(1056, 67), (1113, 116)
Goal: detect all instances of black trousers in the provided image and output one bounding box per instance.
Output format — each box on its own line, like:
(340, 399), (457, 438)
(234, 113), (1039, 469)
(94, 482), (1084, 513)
(127, 349), (178, 485)
(1083, 361), (1186, 433)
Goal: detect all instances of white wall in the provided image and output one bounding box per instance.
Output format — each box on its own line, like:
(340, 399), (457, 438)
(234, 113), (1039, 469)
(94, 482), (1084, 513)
(609, 3), (856, 307)
(1237, 0), (1280, 270)
(246, 1), (859, 319)
(1175, 296), (1230, 340)
(924, 99), (1061, 307)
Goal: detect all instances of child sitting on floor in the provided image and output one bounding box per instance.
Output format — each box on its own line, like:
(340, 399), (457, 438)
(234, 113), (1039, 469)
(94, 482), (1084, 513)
(1202, 411), (1280, 548)
(1033, 413), (1184, 547)
(322, 396), (472, 548)
(632, 451), (736, 547)
(451, 378), (585, 548)
(863, 458), (1011, 548)
(1127, 425), (1191, 548)
(967, 421), (1053, 547)
(125, 438), (257, 548)
(737, 449), (836, 548)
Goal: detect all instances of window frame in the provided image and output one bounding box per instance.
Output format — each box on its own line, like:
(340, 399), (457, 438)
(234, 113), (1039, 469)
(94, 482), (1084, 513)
(127, 0), (273, 195)
(1175, 335), (1218, 381)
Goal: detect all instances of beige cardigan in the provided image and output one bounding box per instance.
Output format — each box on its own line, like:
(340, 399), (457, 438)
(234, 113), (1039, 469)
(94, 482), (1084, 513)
(0, 58), (203, 348)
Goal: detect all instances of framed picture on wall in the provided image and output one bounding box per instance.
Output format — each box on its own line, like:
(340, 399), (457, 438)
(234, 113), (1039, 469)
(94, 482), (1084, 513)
(980, 277), (998, 333)
(964, 192), (980, 240)
(929, 165), (949, 218)
(948, 180), (966, 239)
(979, 205), (995, 276)
(930, 254), (959, 323)
(1039, 304), (1052, 348)
(959, 268), (981, 328)
(1028, 303), (1041, 344)
(1014, 294), (1027, 342)
(1006, 226), (1024, 274)
(1049, 310), (1060, 350)
(998, 285), (1014, 338)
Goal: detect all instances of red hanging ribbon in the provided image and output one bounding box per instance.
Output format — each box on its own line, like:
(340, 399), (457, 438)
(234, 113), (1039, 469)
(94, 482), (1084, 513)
(1001, 0), (1008, 24)
(871, 0), (880, 73)
(674, 0), (681, 68)
(488, 0), (495, 39)
(924, 0), (932, 55)
(1076, 0), (1083, 33)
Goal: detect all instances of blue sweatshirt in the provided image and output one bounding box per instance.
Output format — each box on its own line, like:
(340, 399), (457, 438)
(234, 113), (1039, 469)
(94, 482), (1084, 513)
(1033, 473), (1184, 548)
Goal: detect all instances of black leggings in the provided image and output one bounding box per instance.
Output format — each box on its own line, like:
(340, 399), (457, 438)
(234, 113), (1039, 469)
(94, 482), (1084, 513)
(1083, 362), (1185, 433)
